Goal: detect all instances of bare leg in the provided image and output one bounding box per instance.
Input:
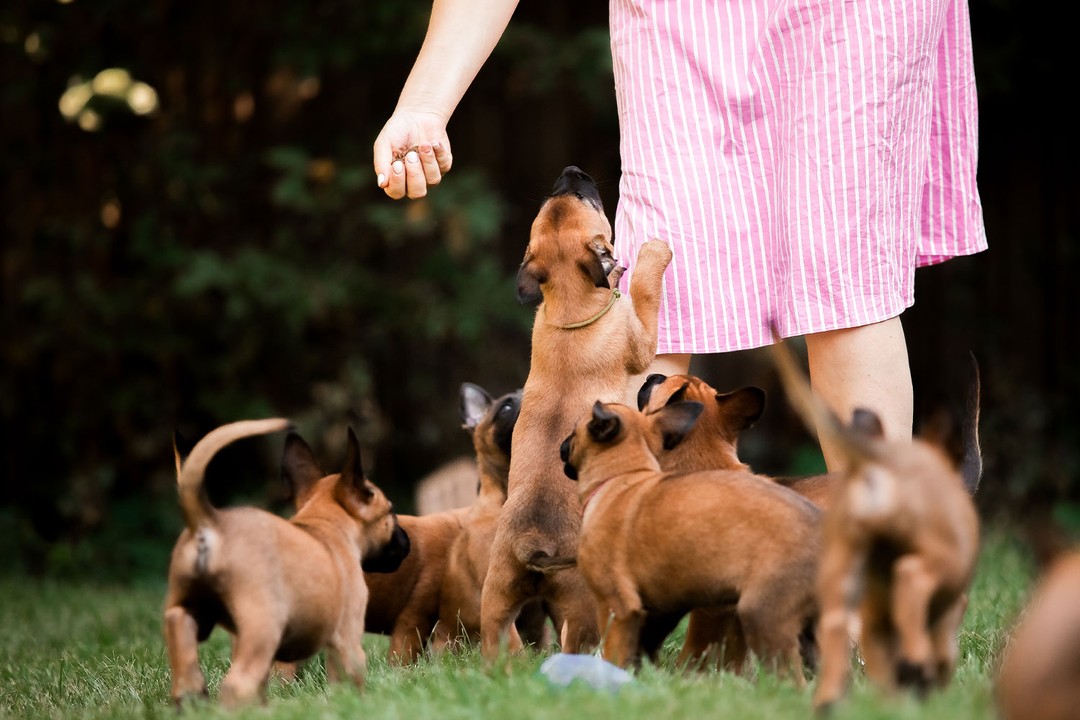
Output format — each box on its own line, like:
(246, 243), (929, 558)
(804, 317), (913, 472)
(625, 353), (692, 406)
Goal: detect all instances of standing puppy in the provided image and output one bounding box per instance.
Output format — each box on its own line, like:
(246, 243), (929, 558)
(769, 336), (982, 712)
(996, 550), (1080, 720)
(279, 430), (461, 666)
(479, 166), (673, 661)
(638, 373), (824, 671)
(561, 401), (821, 683)
(164, 420), (404, 707)
(434, 383), (542, 650)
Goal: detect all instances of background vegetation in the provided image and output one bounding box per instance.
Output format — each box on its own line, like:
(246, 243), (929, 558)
(0, 0), (1077, 581)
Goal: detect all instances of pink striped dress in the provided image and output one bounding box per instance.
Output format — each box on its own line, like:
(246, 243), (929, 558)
(610, 0), (988, 354)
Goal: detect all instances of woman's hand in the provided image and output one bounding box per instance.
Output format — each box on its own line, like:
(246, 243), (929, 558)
(373, 110), (453, 200)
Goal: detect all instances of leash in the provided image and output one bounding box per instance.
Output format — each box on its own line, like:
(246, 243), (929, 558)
(548, 289), (621, 330)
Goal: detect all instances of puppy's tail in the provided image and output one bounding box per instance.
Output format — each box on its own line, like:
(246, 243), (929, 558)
(177, 418), (292, 531)
(516, 534), (576, 574)
(959, 353), (982, 495)
(767, 324), (878, 464)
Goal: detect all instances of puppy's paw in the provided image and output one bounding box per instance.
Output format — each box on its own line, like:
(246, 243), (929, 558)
(895, 659), (933, 697)
(639, 238), (673, 266)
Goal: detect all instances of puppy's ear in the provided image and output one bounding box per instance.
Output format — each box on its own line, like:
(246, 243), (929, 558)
(637, 373), (668, 411)
(579, 238), (616, 289)
(587, 401), (621, 443)
(664, 382), (691, 407)
(654, 401), (705, 451)
(850, 408), (885, 439)
(516, 253), (547, 304)
(281, 432), (325, 509)
(335, 427), (376, 517)
(716, 386), (766, 431)
(460, 382), (494, 430)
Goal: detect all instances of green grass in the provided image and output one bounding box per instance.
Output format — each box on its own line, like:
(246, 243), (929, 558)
(0, 531), (1035, 720)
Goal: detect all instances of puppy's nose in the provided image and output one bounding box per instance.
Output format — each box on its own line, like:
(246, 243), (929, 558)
(551, 166), (600, 204)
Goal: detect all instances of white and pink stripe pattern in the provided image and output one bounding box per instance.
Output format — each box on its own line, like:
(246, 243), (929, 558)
(610, 0), (987, 354)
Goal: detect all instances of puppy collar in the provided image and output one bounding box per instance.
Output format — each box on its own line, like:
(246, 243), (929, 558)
(548, 289), (621, 330)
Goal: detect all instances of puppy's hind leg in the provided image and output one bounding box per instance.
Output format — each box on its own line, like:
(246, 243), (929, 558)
(929, 594), (968, 688)
(546, 571), (600, 655)
(219, 621), (281, 707)
(164, 605), (207, 706)
(479, 555), (528, 663)
(891, 554), (939, 693)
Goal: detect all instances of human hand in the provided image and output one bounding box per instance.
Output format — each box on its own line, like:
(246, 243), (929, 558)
(373, 110), (453, 200)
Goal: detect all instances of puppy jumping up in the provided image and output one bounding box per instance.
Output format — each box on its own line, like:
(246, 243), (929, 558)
(769, 336), (982, 712)
(164, 420), (405, 706)
(996, 550), (1080, 720)
(561, 401), (822, 684)
(279, 430), (461, 666)
(479, 166), (672, 660)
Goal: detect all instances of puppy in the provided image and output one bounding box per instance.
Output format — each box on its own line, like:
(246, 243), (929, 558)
(434, 383), (546, 650)
(768, 335), (982, 712)
(561, 400), (822, 683)
(638, 373), (833, 506)
(164, 420), (405, 706)
(638, 373), (827, 671)
(479, 166), (673, 661)
(996, 550), (1080, 720)
(279, 430), (459, 666)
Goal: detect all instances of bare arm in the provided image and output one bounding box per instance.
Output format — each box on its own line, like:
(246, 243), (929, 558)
(373, 0), (519, 200)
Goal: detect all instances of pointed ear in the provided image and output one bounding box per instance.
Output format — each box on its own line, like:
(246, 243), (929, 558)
(516, 253), (546, 304)
(340, 427), (373, 499)
(587, 401), (621, 443)
(664, 382), (691, 407)
(281, 432), (326, 508)
(637, 373), (668, 411)
(654, 401), (704, 450)
(579, 238), (615, 289)
(850, 408), (885, 439)
(460, 383), (494, 430)
(715, 387), (766, 430)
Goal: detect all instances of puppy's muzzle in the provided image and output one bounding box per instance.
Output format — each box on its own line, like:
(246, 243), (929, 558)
(551, 165), (601, 209)
(362, 516), (411, 573)
(560, 435), (578, 481)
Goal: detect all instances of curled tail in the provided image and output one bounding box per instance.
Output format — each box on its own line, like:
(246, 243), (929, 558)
(959, 353), (982, 495)
(177, 418), (292, 531)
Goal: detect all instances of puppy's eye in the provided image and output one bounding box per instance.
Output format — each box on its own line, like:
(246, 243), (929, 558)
(498, 403), (512, 415)
(574, 192), (584, 200)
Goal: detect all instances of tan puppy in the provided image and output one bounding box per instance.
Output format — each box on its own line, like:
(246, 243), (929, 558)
(560, 400), (822, 681)
(769, 336), (982, 712)
(433, 383), (529, 650)
(996, 550), (1080, 720)
(278, 430), (457, 665)
(164, 420), (404, 707)
(638, 373), (824, 671)
(479, 166), (673, 661)
(637, 373), (833, 506)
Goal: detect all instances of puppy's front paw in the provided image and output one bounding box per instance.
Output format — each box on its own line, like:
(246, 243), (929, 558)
(639, 238), (673, 266)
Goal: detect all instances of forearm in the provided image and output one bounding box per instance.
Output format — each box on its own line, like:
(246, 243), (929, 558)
(395, 0), (519, 121)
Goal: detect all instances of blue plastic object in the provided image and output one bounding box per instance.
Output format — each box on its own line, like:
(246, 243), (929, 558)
(539, 653), (634, 692)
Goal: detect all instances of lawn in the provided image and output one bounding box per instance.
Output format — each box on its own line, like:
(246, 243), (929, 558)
(0, 530), (1034, 720)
